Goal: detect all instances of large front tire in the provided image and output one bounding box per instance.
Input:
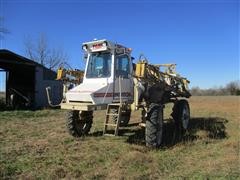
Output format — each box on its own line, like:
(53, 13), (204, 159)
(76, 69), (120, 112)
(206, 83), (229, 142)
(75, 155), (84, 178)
(66, 110), (93, 137)
(171, 99), (190, 140)
(145, 103), (163, 148)
(172, 99), (190, 130)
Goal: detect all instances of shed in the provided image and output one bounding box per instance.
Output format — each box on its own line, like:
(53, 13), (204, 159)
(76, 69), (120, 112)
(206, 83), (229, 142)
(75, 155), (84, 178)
(0, 49), (62, 109)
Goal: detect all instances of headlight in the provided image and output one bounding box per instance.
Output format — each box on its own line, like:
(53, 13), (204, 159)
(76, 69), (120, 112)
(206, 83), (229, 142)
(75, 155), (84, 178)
(102, 41), (108, 47)
(82, 45), (88, 51)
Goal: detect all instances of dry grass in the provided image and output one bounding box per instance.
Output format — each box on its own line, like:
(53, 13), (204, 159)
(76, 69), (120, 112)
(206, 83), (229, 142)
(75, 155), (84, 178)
(0, 96), (239, 179)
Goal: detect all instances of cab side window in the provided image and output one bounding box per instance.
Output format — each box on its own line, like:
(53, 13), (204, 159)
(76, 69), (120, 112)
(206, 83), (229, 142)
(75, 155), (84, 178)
(116, 55), (130, 78)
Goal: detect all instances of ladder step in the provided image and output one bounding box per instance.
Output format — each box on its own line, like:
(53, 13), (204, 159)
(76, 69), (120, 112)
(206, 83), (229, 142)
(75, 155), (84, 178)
(108, 103), (121, 106)
(104, 123), (117, 126)
(106, 113), (119, 116)
(103, 134), (115, 136)
(103, 103), (122, 136)
(139, 123), (146, 127)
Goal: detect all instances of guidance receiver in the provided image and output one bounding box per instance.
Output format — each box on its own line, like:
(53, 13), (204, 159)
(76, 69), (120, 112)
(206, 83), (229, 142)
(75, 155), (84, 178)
(60, 39), (191, 147)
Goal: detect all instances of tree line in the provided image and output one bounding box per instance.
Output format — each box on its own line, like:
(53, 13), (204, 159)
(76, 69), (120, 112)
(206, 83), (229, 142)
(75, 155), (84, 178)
(190, 81), (240, 96)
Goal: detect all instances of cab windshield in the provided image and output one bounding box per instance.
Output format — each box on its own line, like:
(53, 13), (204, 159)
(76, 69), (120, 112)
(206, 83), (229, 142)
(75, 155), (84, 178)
(86, 52), (112, 78)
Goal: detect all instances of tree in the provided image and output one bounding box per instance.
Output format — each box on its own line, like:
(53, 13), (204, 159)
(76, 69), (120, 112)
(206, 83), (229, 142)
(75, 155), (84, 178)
(190, 86), (203, 96)
(226, 81), (240, 95)
(190, 81), (240, 96)
(24, 33), (68, 70)
(0, 16), (10, 48)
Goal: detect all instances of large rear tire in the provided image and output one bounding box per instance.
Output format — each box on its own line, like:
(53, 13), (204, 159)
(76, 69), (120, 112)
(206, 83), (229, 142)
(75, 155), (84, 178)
(66, 110), (93, 137)
(172, 99), (190, 139)
(145, 103), (163, 148)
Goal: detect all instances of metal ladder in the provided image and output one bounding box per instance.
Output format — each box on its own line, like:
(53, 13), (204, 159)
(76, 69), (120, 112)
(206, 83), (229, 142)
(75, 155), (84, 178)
(103, 104), (122, 136)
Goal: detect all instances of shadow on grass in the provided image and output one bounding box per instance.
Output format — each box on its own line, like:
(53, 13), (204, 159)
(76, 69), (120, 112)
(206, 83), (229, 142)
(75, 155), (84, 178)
(89, 123), (140, 137)
(126, 117), (228, 147)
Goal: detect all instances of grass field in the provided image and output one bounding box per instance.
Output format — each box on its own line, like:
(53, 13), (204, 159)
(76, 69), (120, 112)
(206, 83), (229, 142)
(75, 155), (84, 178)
(0, 96), (239, 179)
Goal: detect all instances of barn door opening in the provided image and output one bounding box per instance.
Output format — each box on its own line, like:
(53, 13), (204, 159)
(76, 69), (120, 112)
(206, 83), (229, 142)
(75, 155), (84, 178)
(0, 68), (6, 108)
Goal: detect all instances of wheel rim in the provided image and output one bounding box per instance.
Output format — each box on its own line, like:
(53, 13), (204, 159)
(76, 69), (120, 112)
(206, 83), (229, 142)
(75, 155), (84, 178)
(76, 118), (86, 132)
(77, 112), (91, 133)
(80, 122), (87, 131)
(181, 105), (189, 130)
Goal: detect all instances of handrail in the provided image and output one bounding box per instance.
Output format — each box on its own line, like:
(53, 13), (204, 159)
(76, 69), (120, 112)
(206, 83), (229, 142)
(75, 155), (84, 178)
(46, 87), (61, 108)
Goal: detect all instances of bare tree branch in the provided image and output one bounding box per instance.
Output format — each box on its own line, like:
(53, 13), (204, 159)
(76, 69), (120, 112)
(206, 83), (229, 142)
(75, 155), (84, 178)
(24, 36), (36, 60)
(226, 81), (240, 95)
(24, 33), (68, 70)
(47, 47), (68, 70)
(0, 16), (10, 48)
(37, 33), (49, 66)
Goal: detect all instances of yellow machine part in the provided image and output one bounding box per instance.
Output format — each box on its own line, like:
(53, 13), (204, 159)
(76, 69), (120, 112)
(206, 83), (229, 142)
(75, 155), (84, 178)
(56, 68), (84, 84)
(56, 68), (65, 80)
(135, 62), (146, 78)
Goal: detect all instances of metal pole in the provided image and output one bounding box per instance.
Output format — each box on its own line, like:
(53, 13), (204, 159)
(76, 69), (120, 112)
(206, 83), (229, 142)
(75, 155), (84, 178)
(119, 76), (122, 105)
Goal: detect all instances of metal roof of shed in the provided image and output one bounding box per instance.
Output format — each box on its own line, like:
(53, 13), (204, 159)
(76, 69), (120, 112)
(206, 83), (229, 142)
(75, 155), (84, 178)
(0, 49), (43, 67)
(0, 49), (57, 80)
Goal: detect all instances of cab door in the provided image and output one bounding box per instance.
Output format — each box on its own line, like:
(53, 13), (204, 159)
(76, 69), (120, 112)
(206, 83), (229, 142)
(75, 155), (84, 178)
(113, 54), (133, 103)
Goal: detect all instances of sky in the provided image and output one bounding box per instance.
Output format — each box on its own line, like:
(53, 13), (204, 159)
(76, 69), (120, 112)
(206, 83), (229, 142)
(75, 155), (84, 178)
(0, 0), (239, 89)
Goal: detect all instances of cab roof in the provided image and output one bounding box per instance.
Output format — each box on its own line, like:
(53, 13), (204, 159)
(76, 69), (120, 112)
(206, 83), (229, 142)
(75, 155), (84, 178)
(82, 39), (130, 52)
